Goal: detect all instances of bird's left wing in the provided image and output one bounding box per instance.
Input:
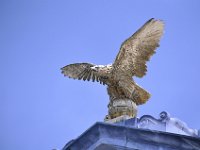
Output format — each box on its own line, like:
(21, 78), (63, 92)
(113, 18), (164, 78)
(61, 63), (107, 84)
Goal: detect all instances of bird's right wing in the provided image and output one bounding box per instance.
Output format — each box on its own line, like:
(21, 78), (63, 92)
(113, 18), (164, 78)
(61, 63), (107, 84)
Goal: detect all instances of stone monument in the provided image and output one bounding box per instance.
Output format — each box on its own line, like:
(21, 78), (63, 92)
(61, 18), (164, 122)
(60, 18), (200, 150)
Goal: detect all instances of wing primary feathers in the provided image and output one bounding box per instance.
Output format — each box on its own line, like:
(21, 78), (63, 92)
(61, 63), (109, 85)
(92, 73), (96, 82)
(100, 79), (102, 84)
(90, 72), (94, 81)
(96, 76), (99, 82)
(78, 69), (88, 80)
(82, 69), (89, 81)
(86, 71), (92, 81)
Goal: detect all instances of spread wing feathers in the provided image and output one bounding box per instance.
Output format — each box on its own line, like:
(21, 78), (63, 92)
(61, 63), (107, 84)
(113, 18), (164, 78)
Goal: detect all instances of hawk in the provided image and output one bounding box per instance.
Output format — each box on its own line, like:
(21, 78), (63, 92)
(61, 18), (164, 120)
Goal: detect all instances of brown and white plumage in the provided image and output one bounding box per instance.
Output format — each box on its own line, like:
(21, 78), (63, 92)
(61, 63), (111, 85)
(113, 18), (164, 78)
(61, 18), (164, 105)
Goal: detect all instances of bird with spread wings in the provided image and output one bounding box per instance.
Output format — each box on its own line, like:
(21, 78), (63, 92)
(61, 18), (164, 107)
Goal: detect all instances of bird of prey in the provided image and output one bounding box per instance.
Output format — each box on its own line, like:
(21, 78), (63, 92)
(61, 18), (164, 106)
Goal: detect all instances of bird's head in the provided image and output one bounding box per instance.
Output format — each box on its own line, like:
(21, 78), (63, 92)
(91, 65), (104, 72)
(91, 64), (112, 74)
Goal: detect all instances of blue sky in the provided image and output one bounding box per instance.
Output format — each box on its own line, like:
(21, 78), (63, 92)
(1, 0), (200, 149)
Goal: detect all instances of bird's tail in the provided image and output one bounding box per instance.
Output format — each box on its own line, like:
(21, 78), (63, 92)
(118, 80), (151, 105)
(133, 83), (151, 105)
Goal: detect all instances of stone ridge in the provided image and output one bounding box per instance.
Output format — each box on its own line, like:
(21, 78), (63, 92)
(62, 120), (200, 150)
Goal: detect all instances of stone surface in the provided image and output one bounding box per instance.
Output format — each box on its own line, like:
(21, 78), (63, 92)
(62, 121), (200, 150)
(62, 112), (200, 150)
(137, 111), (199, 137)
(104, 99), (138, 122)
